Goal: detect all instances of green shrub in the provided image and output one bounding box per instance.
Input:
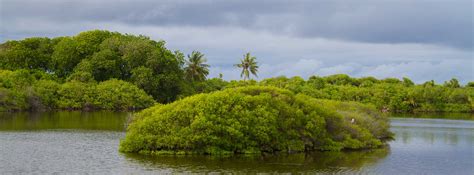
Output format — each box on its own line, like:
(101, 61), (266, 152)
(57, 79), (155, 110)
(0, 87), (28, 111)
(94, 79), (155, 110)
(57, 81), (93, 109)
(33, 80), (61, 109)
(120, 86), (392, 155)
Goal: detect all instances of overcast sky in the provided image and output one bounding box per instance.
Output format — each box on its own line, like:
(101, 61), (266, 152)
(1, 0), (472, 83)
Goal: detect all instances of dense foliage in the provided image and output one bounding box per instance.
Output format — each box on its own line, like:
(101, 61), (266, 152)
(0, 30), (185, 103)
(257, 75), (474, 113)
(0, 69), (154, 111)
(120, 86), (392, 155)
(1, 30), (472, 113)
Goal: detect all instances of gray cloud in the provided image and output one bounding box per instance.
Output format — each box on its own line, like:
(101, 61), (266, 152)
(2, 0), (472, 49)
(1, 0), (472, 83)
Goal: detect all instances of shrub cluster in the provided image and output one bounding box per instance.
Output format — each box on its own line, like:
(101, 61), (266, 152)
(0, 69), (155, 111)
(257, 75), (474, 113)
(119, 86), (392, 155)
(0, 30), (185, 103)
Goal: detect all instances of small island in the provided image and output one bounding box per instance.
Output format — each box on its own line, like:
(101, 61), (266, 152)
(120, 86), (393, 155)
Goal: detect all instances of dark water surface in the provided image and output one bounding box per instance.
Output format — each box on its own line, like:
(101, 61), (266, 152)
(0, 112), (472, 174)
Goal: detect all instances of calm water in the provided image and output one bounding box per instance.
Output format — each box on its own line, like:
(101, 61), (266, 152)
(0, 112), (473, 174)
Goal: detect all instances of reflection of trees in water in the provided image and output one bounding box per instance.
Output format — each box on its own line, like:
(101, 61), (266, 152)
(123, 148), (390, 173)
(396, 129), (460, 145)
(0, 112), (129, 131)
(390, 113), (474, 120)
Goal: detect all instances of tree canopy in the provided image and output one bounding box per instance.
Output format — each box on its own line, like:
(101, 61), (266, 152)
(0, 30), (472, 113)
(120, 86), (393, 155)
(0, 30), (185, 103)
(235, 52), (258, 81)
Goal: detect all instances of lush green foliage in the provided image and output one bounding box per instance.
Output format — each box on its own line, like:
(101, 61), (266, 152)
(120, 86), (392, 155)
(0, 69), (155, 111)
(257, 75), (474, 113)
(1, 30), (471, 113)
(0, 30), (185, 103)
(234, 52), (259, 81)
(184, 51), (210, 82)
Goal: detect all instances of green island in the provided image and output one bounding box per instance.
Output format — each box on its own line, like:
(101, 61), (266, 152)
(1, 30), (473, 154)
(120, 86), (392, 154)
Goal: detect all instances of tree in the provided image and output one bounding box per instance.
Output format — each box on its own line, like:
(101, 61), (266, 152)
(423, 80), (436, 87)
(444, 78), (460, 88)
(184, 51), (210, 81)
(466, 82), (474, 88)
(0, 38), (54, 71)
(234, 52), (258, 81)
(51, 37), (82, 78)
(402, 77), (415, 87)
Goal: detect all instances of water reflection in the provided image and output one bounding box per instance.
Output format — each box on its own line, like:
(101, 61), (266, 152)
(0, 112), (472, 174)
(123, 149), (390, 174)
(391, 118), (474, 146)
(0, 111), (131, 131)
(391, 112), (474, 120)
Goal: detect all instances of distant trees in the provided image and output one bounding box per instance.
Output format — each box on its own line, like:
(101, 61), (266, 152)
(402, 77), (415, 87)
(0, 30), (472, 113)
(0, 69), (155, 111)
(467, 82), (474, 88)
(0, 30), (186, 103)
(235, 52), (258, 81)
(444, 78), (461, 88)
(256, 75), (473, 113)
(184, 51), (210, 82)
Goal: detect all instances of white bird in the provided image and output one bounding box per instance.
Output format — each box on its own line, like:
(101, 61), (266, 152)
(351, 118), (355, 124)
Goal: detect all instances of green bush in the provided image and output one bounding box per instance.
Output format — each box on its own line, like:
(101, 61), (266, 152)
(57, 79), (155, 110)
(0, 87), (28, 111)
(120, 86), (392, 155)
(0, 69), (156, 111)
(94, 79), (155, 110)
(57, 81), (94, 109)
(33, 80), (61, 109)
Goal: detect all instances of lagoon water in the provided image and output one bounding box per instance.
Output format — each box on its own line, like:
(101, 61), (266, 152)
(0, 112), (473, 174)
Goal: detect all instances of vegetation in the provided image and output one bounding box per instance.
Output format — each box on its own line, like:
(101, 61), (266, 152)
(120, 86), (393, 155)
(0, 30), (472, 113)
(257, 75), (473, 113)
(0, 69), (154, 111)
(184, 51), (210, 82)
(234, 52), (259, 81)
(0, 30), (185, 103)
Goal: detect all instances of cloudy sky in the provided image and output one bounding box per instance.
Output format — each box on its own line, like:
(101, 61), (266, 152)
(1, 0), (472, 83)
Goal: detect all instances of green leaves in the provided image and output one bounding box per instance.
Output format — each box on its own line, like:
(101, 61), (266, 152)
(184, 51), (210, 82)
(1, 30), (187, 103)
(235, 52), (259, 81)
(259, 75), (473, 113)
(57, 79), (155, 110)
(0, 69), (155, 111)
(120, 86), (392, 155)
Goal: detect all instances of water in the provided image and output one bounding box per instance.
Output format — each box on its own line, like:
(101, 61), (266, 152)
(0, 112), (473, 174)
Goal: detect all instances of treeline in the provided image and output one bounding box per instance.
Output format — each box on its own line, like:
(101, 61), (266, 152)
(1, 30), (473, 112)
(0, 69), (154, 111)
(256, 75), (474, 113)
(181, 75), (474, 113)
(0, 30), (187, 103)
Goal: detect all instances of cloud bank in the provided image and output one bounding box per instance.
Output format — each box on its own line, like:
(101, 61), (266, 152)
(1, 0), (472, 83)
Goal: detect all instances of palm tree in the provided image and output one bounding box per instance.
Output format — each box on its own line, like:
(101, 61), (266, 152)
(184, 51), (210, 81)
(234, 52), (258, 81)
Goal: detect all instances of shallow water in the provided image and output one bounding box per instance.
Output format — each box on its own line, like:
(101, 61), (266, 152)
(0, 112), (472, 174)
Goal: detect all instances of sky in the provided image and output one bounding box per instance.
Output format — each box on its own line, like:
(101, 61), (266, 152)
(1, 0), (473, 83)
